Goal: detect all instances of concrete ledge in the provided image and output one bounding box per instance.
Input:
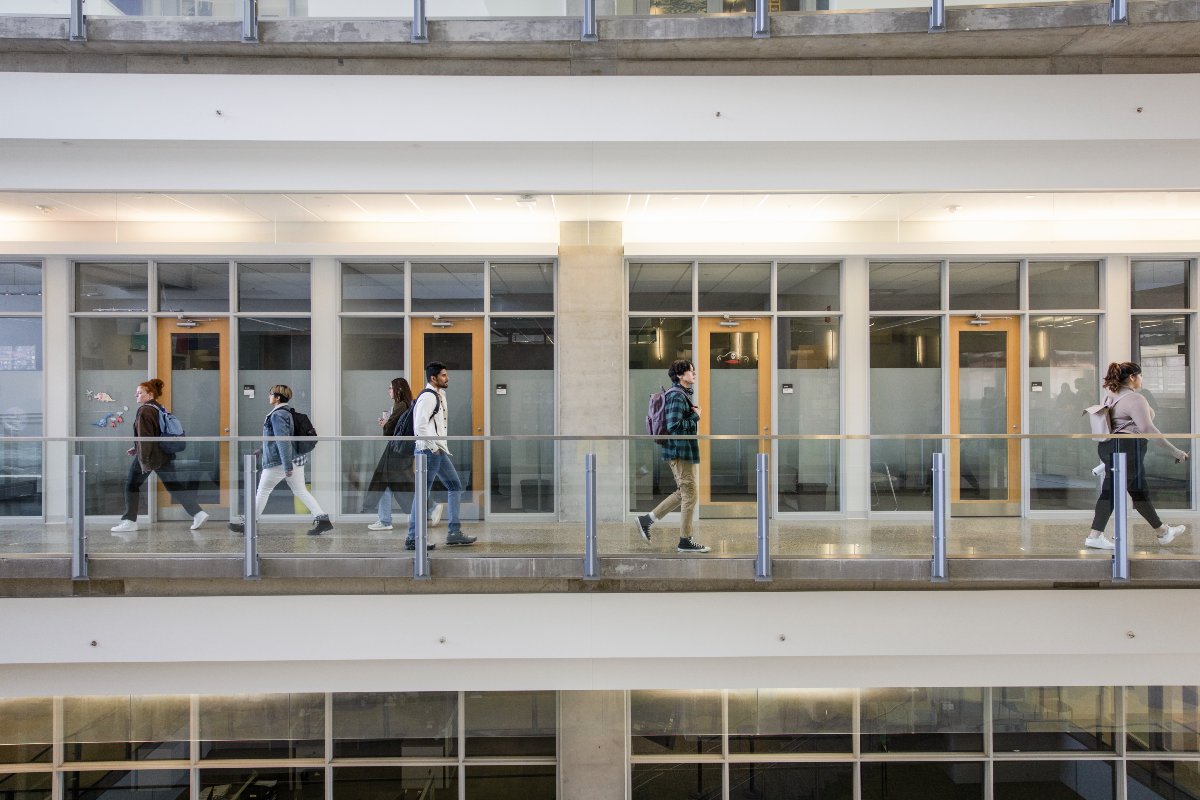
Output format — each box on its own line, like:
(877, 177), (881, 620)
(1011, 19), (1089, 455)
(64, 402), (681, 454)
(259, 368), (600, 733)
(2, 554), (1197, 595)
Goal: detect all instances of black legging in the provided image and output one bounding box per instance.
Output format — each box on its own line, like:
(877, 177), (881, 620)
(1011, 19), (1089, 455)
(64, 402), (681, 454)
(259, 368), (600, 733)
(120, 457), (202, 521)
(1091, 438), (1162, 532)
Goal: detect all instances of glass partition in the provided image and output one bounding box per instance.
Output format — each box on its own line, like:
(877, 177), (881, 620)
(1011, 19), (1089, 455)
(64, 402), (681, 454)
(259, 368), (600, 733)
(333, 692), (458, 758)
(198, 693), (324, 760)
(489, 318), (554, 514)
(63, 770), (190, 799)
(698, 261), (769, 312)
(629, 316), (692, 513)
(340, 318), (405, 516)
(777, 318), (840, 513)
(0, 317), (42, 516)
(157, 262), (229, 313)
(869, 261), (941, 312)
(1132, 314), (1191, 509)
(411, 262), (484, 313)
(75, 262), (148, 313)
(64, 695), (190, 761)
(237, 262), (310, 313)
(949, 260), (1019, 310)
(341, 262), (405, 312)
(1030, 260), (1100, 310)
(84, 0), (239, 16)
(1132, 259), (1190, 310)
(993, 686), (1118, 752)
(860, 687), (984, 752)
(0, 697), (52, 763)
(629, 262), (692, 313)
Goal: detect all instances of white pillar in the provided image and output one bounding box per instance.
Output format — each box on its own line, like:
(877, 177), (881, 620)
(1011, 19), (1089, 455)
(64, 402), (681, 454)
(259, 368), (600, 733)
(43, 256), (71, 523)
(310, 256), (340, 518)
(842, 256), (870, 518)
(1104, 254), (1131, 366)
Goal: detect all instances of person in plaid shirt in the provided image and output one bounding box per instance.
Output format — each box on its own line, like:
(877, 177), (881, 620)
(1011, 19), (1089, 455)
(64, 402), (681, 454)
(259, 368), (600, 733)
(635, 359), (710, 553)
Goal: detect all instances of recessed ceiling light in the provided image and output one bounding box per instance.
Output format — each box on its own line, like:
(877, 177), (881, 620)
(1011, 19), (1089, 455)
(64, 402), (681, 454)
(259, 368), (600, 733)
(33, 204), (54, 215)
(1025, 195), (1037, 199)
(945, 205), (961, 214)
(493, 196), (505, 201)
(515, 194), (537, 207)
(671, 196), (681, 201)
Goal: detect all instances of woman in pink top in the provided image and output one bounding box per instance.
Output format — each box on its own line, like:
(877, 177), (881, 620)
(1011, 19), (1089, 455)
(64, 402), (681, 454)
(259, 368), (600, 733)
(1086, 361), (1189, 550)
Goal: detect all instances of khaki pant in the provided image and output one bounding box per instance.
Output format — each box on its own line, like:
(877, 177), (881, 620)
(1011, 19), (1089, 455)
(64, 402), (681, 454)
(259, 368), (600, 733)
(651, 458), (698, 540)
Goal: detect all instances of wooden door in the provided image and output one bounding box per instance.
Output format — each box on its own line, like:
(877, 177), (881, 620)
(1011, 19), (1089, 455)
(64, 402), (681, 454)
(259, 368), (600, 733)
(410, 318), (486, 517)
(155, 318), (231, 518)
(949, 315), (1021, 516)
(697, 316), (772, 519)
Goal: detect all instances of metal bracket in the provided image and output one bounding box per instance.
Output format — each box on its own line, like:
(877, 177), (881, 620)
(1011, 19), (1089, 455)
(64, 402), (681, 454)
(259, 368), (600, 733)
(582, 0), (599, 42)
(1110, 0), (1128, 24)
(929, 0), (946, 32)
(69, 0), (86, 42)
(753, 0), (770, 38)
(412, 0), (429, 43)
(242, 0), (258, 42)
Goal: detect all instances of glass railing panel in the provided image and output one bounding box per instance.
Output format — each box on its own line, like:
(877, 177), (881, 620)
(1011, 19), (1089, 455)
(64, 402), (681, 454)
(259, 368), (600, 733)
(427, 0), (572, 18)
(0, 1), (69, 14)
(84, 1), (240, 18)
(260, 0), (410, 18)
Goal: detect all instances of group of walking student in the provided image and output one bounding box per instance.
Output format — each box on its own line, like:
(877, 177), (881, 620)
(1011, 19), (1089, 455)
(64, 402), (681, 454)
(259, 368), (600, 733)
(112, 357), (1189, 554)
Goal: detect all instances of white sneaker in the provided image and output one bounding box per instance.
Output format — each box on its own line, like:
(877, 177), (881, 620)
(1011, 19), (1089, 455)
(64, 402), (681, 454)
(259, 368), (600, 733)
(1158, 524), (1186, 546)
(367, 521), (394, 531)
(1084, 533), (1115, 550)
(1091, 463), (1106, 477)
(429, 503), (444, 527)
(110, 519), (138, 533)
(190, 510), (209, 530)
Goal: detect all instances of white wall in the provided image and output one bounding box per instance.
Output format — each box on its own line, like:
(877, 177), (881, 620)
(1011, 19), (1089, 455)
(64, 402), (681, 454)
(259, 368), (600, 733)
(3, 590), (1200, 695)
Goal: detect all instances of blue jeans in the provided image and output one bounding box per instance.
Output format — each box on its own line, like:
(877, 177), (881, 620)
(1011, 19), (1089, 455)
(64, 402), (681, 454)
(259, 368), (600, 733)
(408, 449), (462, 539)
(377, 488), (393, 526)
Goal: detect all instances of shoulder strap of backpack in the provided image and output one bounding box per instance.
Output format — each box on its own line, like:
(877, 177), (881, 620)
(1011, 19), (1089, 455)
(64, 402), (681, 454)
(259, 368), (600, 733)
(419, 388), (441, 420)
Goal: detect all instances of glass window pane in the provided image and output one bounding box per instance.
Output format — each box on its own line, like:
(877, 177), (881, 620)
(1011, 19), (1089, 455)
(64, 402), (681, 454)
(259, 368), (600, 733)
(729, 764), (853, 800)
(778, 262), (839, 312)
(629, 262), (692, 313)
(490, 262), (554, 312)
(0, 697), (52, 763)
(628, 316), (692, 512)
(64, 696), (190, 761)
(64, 770), (189, 800)
(869, 261), (941, 311)
(778, 318), (840, 512)
(1126, 687), (1200, 753)
(861, 762), (984, 800)
(631, 690), (721, 756)
(342, 262), (405, 312)
(200, 768), (323, 799)
(1129, 760), (1200, 798)
(157, 262), (229, 312)
(869, 316), (943, 511)
(198, 694), (324, 760)
(949, 261), (1019, 310)
(465, 766), (555, 800)
(0, 317), (43, 516)
(341, 318), (406, 516)
(334, 766), (458, 797)
(698, 262), (769, 312)
(993, 687), (1118, 752)
(1133, 315), (1192, 509)
(237, 262), (311, 312)
(1029, 315), (1100, 511)
(411, 262), (484, 313)
(631, 764), (721, 800)
(490, 318), (554, 513)
(464, 692), (556, 758)
(0, 262), (42, 312)
(994, 761), (1114, 800)
(0, 772), (51, 799)
(728, 689), (853, 753)
(860, 688), (984, 752)
(332, 692), (458, 758)
(75, 317), (149, 516)
(76, 262), (148, 312)
(1030, 261), (1100, 309)
(1133, 260), (1190, 310)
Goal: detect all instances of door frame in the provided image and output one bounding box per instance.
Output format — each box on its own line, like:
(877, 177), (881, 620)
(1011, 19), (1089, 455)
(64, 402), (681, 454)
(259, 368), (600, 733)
(948, 314), (1022, 516)
(696, 316), (772, 519)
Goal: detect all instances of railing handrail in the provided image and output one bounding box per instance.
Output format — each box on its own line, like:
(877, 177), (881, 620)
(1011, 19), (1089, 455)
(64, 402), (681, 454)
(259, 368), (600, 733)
(12, 432), (1200, 443)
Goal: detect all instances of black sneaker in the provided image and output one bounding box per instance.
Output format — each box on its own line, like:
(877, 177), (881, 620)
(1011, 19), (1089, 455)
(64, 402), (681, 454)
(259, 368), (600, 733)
(634, 514), (653, 543)
(677, 537), (710, 554)
(445, 531), (477, 547)
(404, 540), (436, 551)
(307, 515), (333, 536)
(228, 521), (244, 534)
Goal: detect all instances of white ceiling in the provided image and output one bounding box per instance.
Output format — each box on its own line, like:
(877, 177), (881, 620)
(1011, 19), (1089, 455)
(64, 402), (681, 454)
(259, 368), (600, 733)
(5, 192), (1200, 225)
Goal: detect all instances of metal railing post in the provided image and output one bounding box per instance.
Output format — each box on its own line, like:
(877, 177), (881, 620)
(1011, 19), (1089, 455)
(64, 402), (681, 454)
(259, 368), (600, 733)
(70, 454), (87, 580)
(69, 0), (86, 41)
(1110, 0), (1128, 24)
(931, 451), (948, 582)
(1112, 450), (1130, 581)
(414, 451), (430, 580)
(583, 452), (599, 580)
(411, 0), (429, 43)
(581, 0), (598, 42)
(243, 454), (260, 580)
(929, 0), (945, 32)
(753, 0), (770, 38)
(754, 452), (771, 582)
(241, 0), (258, 42)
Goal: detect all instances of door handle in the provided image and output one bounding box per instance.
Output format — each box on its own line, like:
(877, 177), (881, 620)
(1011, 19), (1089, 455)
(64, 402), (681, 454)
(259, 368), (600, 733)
(224, 427), (230, 433)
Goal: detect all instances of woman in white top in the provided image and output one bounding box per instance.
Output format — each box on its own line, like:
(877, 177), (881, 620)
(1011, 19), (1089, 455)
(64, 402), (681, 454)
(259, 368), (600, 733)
(1086, 361), (1189, 549)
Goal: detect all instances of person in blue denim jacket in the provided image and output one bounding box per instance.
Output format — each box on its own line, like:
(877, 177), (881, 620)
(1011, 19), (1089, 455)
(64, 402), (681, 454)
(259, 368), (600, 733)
(229, 384), (332, 537)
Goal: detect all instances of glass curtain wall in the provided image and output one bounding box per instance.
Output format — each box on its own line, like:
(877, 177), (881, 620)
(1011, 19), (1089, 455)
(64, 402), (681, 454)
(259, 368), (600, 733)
(0, 691), (557, 800)
(0, 262), (43, 516)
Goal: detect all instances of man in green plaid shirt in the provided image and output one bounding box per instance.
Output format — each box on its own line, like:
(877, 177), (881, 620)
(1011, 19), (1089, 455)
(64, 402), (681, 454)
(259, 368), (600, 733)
(635, 360), (710, 553)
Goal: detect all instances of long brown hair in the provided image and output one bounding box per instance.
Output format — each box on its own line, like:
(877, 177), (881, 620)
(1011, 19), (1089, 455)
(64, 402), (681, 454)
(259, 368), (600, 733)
(391, 377), (413, 408)
(1103, 361), (1141, 393)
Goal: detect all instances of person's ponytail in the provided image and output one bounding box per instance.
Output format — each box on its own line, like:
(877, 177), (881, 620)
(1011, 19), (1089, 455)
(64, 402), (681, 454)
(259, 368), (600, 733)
(1102, 361), (1141, 393)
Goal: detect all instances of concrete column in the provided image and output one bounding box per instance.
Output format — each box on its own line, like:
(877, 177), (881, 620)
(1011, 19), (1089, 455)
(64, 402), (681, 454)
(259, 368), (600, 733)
(558, 222), (625, 522)
(842, 256), (870, 518)
(1103, 254), (1131, 366)
(44, 256), (71, 522)
(559, 690), (626, 800)
(310, 256), (340, 518)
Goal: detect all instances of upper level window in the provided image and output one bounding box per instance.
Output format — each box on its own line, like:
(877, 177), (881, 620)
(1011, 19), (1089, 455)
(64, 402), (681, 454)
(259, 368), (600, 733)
(0, 262), (42, 313)
(342, 262), (405, 312)
(1132, 259), (1190, 310)
(75, 262), (148, 312)
(490, 262), (554, 313)
(1029, 260), (1100, 309)
(698, 262), (769, 312)
(158, 262), (229, 312)
(411, 262), (484, 313)
(949, 261), (1019, 310)
(629, 262), (692, 313)
(237, 262), (310, 312)
(869, 261), (941, 312)
(778, 262), (839, 312)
